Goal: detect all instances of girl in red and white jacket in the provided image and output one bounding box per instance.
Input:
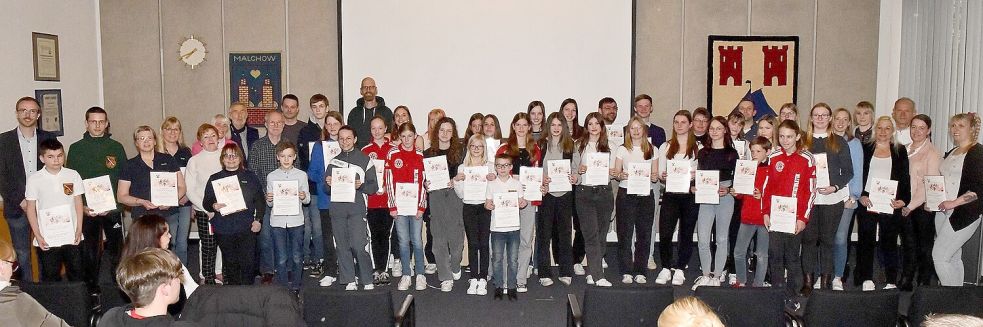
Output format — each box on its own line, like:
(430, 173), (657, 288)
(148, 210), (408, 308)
(362, 116), (396, 284)
(732, 136), (773, 287)
(761, 120), (816, 303)
(386, 122), (428, 291)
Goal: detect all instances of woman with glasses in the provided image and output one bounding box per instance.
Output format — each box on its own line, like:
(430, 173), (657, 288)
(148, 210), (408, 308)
(202, 144), (264, 285)
(157, 117), (193, 264)
(0, 239), (70, 326)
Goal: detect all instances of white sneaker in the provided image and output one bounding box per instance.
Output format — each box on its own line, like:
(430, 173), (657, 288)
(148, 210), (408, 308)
(671, 269), (686, 286)
(586, 275), (595, 285)
(467, 279), (478, 294)
(813, 278), (821, 289)
(397, 276), (412, 290)
(691, 275), (720, 291)
(574, 264), (586, 276)
(648, 257), (658, 270)
(365, 283), (375, 290)
(476, 279), (488, 295)
(862, 280), (875, 291)
(425, 263), (437, 275)
(416, 275), (427, 290)
(655, 269), (672, 285)
(319, 275), (336, 287)
(527, 266), (534, 278)
(392, 260), (402, 277)
(440, 280), (453, 292)
(622, 274), (634, 284)
(883, 284), (897, 290)
(540, 278), (554, 287)
(517, 284), (528, 293)
(345, 282), (357, 291)
(595, 278), (613, 287)
(559, 277), (572, 285)
(831, 277), (844, 291)
(635, 275), (647, 284)
(763, 281), (772, 287)
(452, 270), (462, 281)
(602, 259), (608, 269)
(728, 274), (738, 286)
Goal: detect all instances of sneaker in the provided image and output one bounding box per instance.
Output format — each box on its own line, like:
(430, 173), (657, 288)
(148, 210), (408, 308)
(691, 275), (720, 291)
(440, 280), (453, 292)
(883, 284), (897, 290)
(377, 271), (391, 286)
(477, 279), (488, 295)
(728, 274), (737, 286)
(392, 268), (403, 278)
(813, 278), (821, 289)
(635, 275), (647, 284)
(364, 284), (375, 290)
(516, 284), (528, 293)
(595, 278), (613, 287)
(303, 261), (314, 270)
(647, 257), (658, 270)
(540, 278), (554, 287)
(425, 263), (437, 275)
(392, 259), (402, 275)
(832, 277), (844, 291)
(586, 275), (595, 285)
(655, 269), (672, 285)
(622, 274), (634, 284)
(345, 282), (358, 291)
(397, 276), (412, 290)
(452, 270), (462, 281)
(762, 281), (772, 287)
(527, 266), (534, 278)
(862, 280), (875, 291)
(574, 264), (586, 276)
(717, 272), (726, 283)
(467, 279), (478, 295)
(602, 259), (608, 269)
(319, 275), (336, 287)
(416, 275), (427, 290)
(671, 269), (686, 286)
(558, 277), (572, 285)
(309, 262), (323, 277)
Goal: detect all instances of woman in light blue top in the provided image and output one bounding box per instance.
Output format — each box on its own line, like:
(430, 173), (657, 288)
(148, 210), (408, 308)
(830, 108), (864, 290)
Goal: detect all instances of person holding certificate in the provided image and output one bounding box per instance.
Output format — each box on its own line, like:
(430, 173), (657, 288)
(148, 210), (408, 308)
(25, 139), (84, 281)
(386, 123), (429, 292)
(654, 110), (700, 286)
(731, 137), (772, 287)
(265, 142), (311, 292)
(933, 112), (983, 287)
(185, 124), (225, 285)
(856, 116), (910, 291)
(455, 134), (494, 295)
(723, 111), (749, 284)
(495, 112), (541, 293)
(485, 153), (526, 300)
(361, 116), (397, 286)
(761, 120), (815, 306)
(307, 111), (344, 286)
(536, 113), (580, 287)
(799, 103), (855, 294)
(325, 126), (380, 291)
(422, 117), (466, 292)
(202, 144), (264, 285)
(899, 114), (941, 289)
(157, 117), (193, 266)
(574, 112), (616, 287)
(612, 117), (658, 285)
(117, 126), (186, 252)
(828, 108), (866, 291)
(692, 117), (739, 290)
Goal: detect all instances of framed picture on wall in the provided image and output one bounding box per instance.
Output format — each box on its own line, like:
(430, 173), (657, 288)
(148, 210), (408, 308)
(32, 32), (60, 81)
(35, 89), (64, 136)
(229, 52), (282, 127)
(707, 35), (799, 120)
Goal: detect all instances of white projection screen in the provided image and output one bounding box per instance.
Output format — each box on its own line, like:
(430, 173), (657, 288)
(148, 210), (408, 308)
(340, 0), (633, 135)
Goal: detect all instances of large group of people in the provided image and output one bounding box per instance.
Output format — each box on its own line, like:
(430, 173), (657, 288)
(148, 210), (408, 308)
(0, 76), (980, 317)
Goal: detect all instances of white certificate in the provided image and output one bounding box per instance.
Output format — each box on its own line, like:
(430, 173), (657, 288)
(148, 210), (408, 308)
(394, 183), (419, 216)
(272, 180), (300, 216)
(666, 159), (692, 193)
(813, 153), (831, 188)
(868, 178), (898, 214)
(733, 160), (758, 195)
(547, 160), (572, 193)
(583, 152), (610, 186)
(37, 204), (76, 247)
(423, 156), (451, 191)
(82, 175), (116, 214)
(695, 170), (720, 204)
(924, 175), (946, 212)
(769, 196), (798, 234)
(492, 192), (520, 229)
(460, 166), (489, 202)
(733, 140), (748, 160)
(485, 138), (500, 164)
(319, 141), (342, 169)
(372, 159), (386, 195)
(330, 168), (357, 203)
(607, 123), (625, 147)
(150, 172), (179, 207)
(626, 162), (652, 195)
(519, 166), (543, 202)
(211, 175), (247, 215)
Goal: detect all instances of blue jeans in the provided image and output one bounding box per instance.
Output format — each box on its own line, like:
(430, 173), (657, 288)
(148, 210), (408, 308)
(272, 225), (304, 290)
(394, 215), (424, 276)
(173, 206), (192, 264)
(260, 208), (274, 273)
(303, 195), (324, 262)
(833, 207), (856, 277)
(491, 230), (519, 289)
(6, 214), (34, 282)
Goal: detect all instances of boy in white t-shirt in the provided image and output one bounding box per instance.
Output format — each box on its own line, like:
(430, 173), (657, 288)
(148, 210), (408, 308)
(485, 154), (527, 301)
(24, 139), (85, 282)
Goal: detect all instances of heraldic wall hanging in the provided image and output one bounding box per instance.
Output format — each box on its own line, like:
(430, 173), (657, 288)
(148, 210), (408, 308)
(707, 35), (799, 121)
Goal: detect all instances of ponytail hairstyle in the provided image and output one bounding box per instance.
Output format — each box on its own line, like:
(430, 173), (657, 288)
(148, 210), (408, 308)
(804, 103), (842, 154)
(578, 112), (611, 154)
(666, 110), (698, 160)
(950, 112), (981, 151)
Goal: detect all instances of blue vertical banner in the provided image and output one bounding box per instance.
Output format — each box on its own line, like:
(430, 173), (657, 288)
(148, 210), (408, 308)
(229, 52), (282, 126)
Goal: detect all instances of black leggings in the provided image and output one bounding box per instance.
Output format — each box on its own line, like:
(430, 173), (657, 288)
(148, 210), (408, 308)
(366, 208), (393, 272)
(855, 206), (901, 284)
(463, 204), (491, 279)
(901, 208), (937, 284)
(538, 193), (574, 277)
(659, 192), (699, 269)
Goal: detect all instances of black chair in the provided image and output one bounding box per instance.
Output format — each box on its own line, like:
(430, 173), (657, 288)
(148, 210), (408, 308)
(20, 281), (97, 327)
(802, 290), (902, 327)
(907, 286), (983, 326)
(695, 286), (793, 327)
(98, 284), (131, 313)
(302, 286), (415, 327)
(567, 286), (675, 327)
(181, 285), (303, 327)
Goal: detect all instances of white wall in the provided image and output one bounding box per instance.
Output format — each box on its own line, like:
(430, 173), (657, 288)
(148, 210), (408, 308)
(0, 0), (103, 145)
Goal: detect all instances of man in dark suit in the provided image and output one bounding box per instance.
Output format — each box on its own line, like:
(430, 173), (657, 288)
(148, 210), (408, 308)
(0, 96), (58, 281)
(228, 102), (261, 163)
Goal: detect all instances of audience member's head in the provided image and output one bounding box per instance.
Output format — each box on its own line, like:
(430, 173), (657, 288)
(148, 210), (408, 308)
(122, 215), (171, 260)
(116, 248), (183, 309)
(0, 239), (17, 282)
(657, 296), (724, 327)
(922, 314), (983, 327)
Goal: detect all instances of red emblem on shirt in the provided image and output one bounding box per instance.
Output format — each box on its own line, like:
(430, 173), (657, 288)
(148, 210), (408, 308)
(63, 183), (74, 195)
(106, 155), (117, 169)
(394, 158), (404, 169)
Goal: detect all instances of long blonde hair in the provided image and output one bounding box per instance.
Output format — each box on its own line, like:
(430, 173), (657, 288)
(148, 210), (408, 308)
(804, 103), (842, 154)
(157, 116), (186, 152)
(623, 116), (654, 160)
(951, 112), (981, 151)
(833, 108), (855, 141)
(657, 296), (725, 327)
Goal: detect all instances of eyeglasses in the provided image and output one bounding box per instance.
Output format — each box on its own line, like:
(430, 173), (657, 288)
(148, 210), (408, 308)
(223, 153), (239, 158)
(16, 108), (39, 115)
(469, 145), (484, 149)
(495, 164), (512, 168)
(2, 259), (18, 273)
(137, 136), (155, 141)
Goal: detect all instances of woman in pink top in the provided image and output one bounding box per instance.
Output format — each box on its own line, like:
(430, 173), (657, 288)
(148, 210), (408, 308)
(899, 114), (942, 290)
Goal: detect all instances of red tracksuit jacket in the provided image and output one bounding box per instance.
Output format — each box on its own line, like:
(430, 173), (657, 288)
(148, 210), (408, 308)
(736, 163), (770, 225)
(385, 146), (428, 214)
(761, 148), (816, 223)
(362, 140), (394, 209)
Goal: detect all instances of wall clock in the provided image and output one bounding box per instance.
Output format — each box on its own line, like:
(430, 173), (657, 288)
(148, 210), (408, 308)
(178, 35), (207, 69)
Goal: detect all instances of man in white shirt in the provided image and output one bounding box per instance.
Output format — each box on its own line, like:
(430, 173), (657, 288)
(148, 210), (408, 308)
(892, 97), (916, 146)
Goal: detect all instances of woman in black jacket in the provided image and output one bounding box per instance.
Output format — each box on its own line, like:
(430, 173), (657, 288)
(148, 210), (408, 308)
(856, 116), (911, 290)
(933, 112), (983, 286)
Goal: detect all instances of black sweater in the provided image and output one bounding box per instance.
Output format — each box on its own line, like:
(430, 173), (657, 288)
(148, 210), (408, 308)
(945, 143), (983, 231)
(202, 169), (266, 235)
(810, 134), (854, 189)
(860, 143), (911, 212)
(697, 147), (739, 182)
